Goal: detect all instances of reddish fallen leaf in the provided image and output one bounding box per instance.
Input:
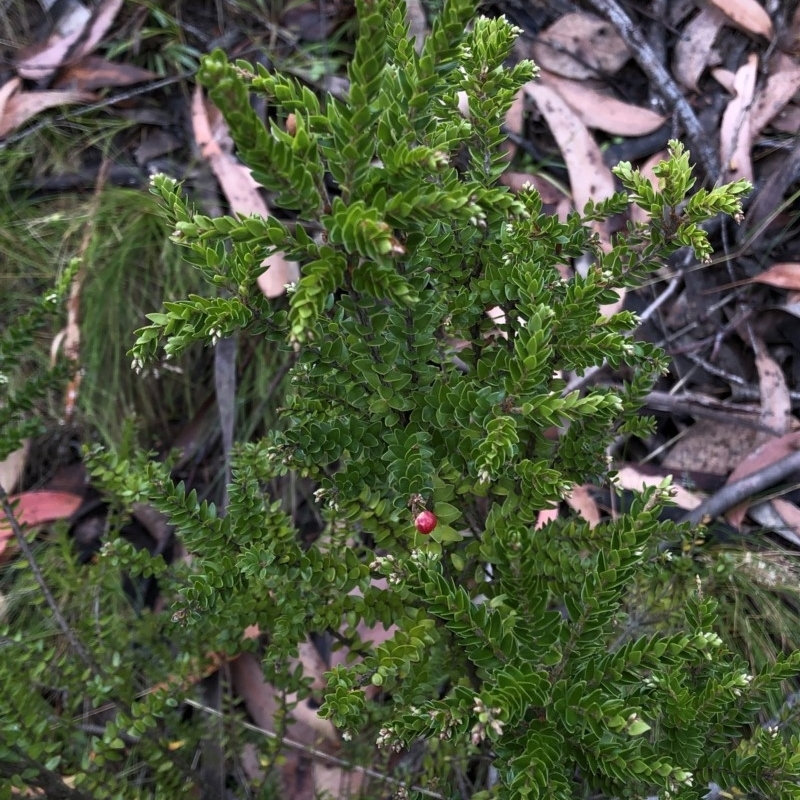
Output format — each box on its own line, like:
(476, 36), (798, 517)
(53, 55), (156, 91)
(532, 13), (630, 80)
(719, 53), (757, 182)
(750, 262), (800, 290)
(191, 86), (298, 297)
(539, 70), (666, 136)
(0, 490), (84, 559)
(751, 53), (800, 134)
(0, 89), (96, 138)
(673, 6), (726, 91)
(615, 465), (703, 511)
(706, 0), (774, 39)
(535, 506), (560, 529)
(565, 485), (601, 527)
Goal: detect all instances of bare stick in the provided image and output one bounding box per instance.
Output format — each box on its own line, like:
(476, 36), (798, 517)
(681, 449), (800, 527)
(585, 0), (719, 179)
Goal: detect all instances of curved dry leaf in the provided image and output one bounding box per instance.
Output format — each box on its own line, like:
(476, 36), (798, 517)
(0, 441), (29, 494)
(673, 6), (726, 91)
(535, 506), (560, 529)
(711, 68), (736, 92)
(538, 70), (666, 135)
(753, 336), (791, 437)
(707, 0), (774, 39)
(191, 86), (298, 297)
(53, 55), (156, 91)
(524, 80), (615, 216)
(565, 484), (601, 526)
(615, 465), (703, 511)
(0, 89), (96, 138)
(501, 88), (525, 161)
(751, 53), (800, 134)
(630, 149), (668, 226)
(751, 262), (800, 290)
(531, 13), (630, 80)
(719, 53), (757, 182)
(0, 490), (84, 559)
(499, 171), (568, 204)
(0, 78), (20, 121)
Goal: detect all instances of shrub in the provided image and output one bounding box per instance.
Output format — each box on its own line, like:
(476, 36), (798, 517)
(4, 0), (799, 798)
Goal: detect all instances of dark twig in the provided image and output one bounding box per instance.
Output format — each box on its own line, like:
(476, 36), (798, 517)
(0, 487), (99, 674)
(584, 0), (719, 178)
(2, 744), (94, 800)
(681, 449), (800, 527)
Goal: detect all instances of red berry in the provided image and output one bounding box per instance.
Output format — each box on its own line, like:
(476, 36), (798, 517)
(414, 510), (438, 534)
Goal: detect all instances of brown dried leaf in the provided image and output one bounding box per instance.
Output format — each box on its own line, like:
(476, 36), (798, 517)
(719, 53), (757, 182)
(501, 88), (525, 161)
(523, 80), (615, 216)
(615, 465), (703, 511)
(662, 418), (760, 476)
(531, 13), (630, 80)
(711, 68), (735, 93)
(753, 336), (791, 436)
(191, 86), (298, 297)
(53, 55), (156, 91)
(535, 506), (560, 529)
(751, 53), (800, 134)
(565, 485), (601, 527)
(0, 441), (29, 494)
(538, 70), (666, 135)
(0, 78), (20, 121)
(750, 262), (800, 290)
(499, 171), (567, 204)
(706, 0), (774, 39)
(673, 6), (726, 91)
(630, 149), (668, 226)
(0, 88), (96, 138)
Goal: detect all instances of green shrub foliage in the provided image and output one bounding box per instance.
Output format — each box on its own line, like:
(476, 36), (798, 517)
(6, 0), (797, 797)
